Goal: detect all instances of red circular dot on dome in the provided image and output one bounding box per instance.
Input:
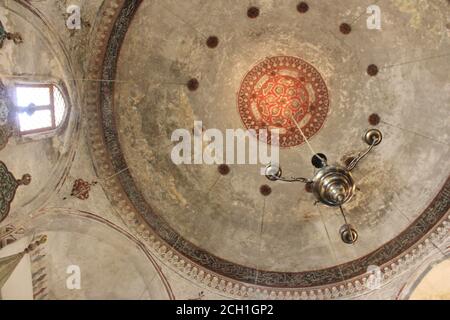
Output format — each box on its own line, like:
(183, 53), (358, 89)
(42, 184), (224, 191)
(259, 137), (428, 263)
(260, 185), (272, 196)
(218, 164), (230, 175)
(206, 36), (219, 48)
(297, 2), (309, 13)
(340, 23), (352, 34)
(247, 7), (260, 19)
(367, 64), (379, 76)
(368, 113), (381, 125)
(187, 78), (199, 91)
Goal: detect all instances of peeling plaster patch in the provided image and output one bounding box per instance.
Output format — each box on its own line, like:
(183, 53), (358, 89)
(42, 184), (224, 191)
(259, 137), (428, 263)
(392, 0), (445, 37)
(346, 165), (399, 229)
(392, 0), (426, 29)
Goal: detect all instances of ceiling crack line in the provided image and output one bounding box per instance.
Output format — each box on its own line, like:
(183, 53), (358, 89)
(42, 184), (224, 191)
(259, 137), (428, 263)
(380, 120), (450, 146)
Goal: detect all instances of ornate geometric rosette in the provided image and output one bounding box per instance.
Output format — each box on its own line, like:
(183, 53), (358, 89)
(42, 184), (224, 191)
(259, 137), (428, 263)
(70, 179), (97, 200)
(237, 56), (329, 147)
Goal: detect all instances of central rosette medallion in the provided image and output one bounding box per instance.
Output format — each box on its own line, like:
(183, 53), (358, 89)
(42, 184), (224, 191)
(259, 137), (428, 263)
(237, 56), (329, 147)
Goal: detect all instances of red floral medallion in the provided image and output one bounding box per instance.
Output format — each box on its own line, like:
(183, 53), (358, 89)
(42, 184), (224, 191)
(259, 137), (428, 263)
(237, 56), (329, 147)
(70, 179), (97, 200)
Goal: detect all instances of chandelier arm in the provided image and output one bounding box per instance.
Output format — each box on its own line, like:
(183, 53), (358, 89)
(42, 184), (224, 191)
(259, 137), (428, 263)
(274, 176), (311, 183)
(339, 205), (349, 225)
(346, 139), (378, 171)
(339, 205), (358, 244)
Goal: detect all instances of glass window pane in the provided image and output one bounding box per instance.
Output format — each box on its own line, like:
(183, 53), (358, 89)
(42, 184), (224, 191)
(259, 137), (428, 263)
(16, 86), (50, 107)
(53, 86), (66, 126)
(18, 110), (52, 132)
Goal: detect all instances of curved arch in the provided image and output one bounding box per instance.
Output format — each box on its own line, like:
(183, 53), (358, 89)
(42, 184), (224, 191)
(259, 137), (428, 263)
(408, 258), (450, 300)
(396, 250), (450, 300)
(22, 207), (175, 300)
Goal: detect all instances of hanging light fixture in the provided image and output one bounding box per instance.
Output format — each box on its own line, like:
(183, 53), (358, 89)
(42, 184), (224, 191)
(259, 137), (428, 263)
(264, 116), (382, 244)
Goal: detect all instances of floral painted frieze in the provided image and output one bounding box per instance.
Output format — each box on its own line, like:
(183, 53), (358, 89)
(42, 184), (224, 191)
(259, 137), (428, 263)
(69, 179), (98, 200)
(0, 20), (22, 49)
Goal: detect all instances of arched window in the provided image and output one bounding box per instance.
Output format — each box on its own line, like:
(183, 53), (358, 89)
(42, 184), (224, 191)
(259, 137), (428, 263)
(14, 83), (67, 135)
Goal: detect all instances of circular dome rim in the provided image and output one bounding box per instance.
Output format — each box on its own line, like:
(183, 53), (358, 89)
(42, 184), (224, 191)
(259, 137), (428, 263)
(85, 0), (450, 290)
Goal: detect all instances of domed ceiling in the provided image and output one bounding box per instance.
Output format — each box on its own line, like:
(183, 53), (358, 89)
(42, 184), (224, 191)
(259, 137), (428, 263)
(85, 0), (450, 291)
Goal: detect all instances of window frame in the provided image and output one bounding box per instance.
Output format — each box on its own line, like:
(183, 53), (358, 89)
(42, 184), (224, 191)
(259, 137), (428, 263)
(13, 82), (67, 136)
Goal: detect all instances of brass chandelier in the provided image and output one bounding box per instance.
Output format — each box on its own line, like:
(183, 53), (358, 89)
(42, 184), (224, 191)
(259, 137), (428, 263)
(264, 117), (382, 244)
